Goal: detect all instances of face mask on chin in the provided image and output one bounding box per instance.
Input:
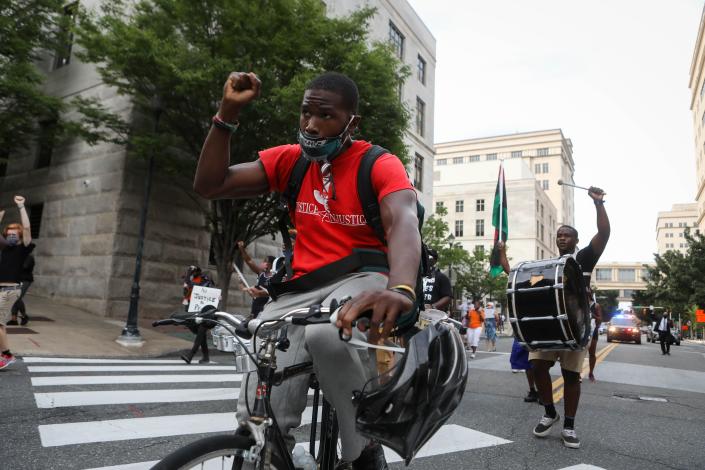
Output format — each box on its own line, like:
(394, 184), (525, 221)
(6, 234), (19, 246)
(297, 116), (355, 163)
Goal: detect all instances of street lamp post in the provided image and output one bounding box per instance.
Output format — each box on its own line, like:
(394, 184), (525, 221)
(117, 97), (163, 346)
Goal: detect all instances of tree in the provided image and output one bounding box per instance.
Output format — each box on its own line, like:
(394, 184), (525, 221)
(594, 289), (619, 319)
(0, 1), (126, 165)
(74, 0), (410, 308)
(637, 230), (705, 326)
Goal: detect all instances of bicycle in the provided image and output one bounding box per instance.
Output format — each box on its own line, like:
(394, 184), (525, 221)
(151, 303), (467, 470)
(151, 303), (360, 470)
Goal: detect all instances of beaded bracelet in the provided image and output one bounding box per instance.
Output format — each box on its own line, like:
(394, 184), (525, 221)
(388, 284), (416, 300)
(212, 114), (239, 134)
(388, 287), (416, 304)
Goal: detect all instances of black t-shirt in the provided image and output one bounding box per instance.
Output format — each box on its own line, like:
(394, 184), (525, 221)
(0, 243), (36, 284)
(575, 242), (601, 290)
(250, 271), (273, 316)
(422, 268), (452, 310)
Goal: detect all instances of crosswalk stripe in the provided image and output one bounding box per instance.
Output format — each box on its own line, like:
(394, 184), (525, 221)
(34, 388), (240, 408)
(31, 374), (243, 386)
(28, 365), (234, 373)
(22, 357), (194, 364)
(82, 424), (512, 469)
(557, 465), (607, 470)
(39, 407), (317, 447)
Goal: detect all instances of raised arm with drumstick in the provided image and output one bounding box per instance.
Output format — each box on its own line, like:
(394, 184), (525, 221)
(496, 183), (610, 449)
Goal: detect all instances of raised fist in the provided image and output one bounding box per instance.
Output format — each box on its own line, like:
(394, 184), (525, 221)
(218, 72), (261, 122)
(14, 195), (25, 206)
(587, 186), (605, 201)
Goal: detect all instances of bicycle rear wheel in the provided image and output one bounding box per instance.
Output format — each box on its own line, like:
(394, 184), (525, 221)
(151, 434), (286, 470)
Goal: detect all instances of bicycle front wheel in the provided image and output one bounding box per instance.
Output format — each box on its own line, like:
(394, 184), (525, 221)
(151, 434), (287, 470)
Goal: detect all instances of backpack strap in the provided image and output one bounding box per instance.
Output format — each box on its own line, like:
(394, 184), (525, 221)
(278, 155), (311, 278)
(357, 144), (391, 244)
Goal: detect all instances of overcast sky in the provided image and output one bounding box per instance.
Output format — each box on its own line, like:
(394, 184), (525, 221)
(407, 0), (703, 263)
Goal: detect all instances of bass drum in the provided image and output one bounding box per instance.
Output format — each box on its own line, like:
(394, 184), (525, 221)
(507, 256), (590, 351)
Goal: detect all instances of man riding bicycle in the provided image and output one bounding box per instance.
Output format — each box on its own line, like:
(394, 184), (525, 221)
(194, 71), (420, 469)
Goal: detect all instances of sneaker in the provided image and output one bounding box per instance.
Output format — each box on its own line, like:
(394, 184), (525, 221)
(533, 413), (560, 437)
(352, 442), (388, 470)
(0, 355), (16, 370)
(523, 390), (539, 402)
(6, 319), (18, 326)
(470, 353), (475, 359)
(20, 314), (29, 326)
(511, 369), (523, 373)
(198, 358), (210, 364)
(561, 428), (580, 448)
(180, 354), (193, 364)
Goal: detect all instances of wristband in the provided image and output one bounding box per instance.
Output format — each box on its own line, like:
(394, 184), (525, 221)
(388, 284), (416, 300)
(212, 114), (239, 134)
(594, 200), (604, 206)
(388, 287), (415, 304)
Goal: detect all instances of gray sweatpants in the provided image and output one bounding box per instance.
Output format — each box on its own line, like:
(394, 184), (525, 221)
(235, 271), (386, 462)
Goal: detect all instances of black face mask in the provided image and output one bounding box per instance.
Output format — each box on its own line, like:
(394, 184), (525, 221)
(297, 116), (355, 163)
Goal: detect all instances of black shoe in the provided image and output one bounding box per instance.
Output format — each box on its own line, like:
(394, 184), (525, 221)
(180, 354), (193, 364)
(533, 413), (560, 437)
(6, 319), (18, 326)
(524, 390), (539, 402)
(351, 442), (388, 470)
(20, 314), (29, 326)
(198, 358), (210, 364)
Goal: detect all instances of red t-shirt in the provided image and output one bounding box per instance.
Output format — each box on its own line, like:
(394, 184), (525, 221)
(259, 140), (414, 279)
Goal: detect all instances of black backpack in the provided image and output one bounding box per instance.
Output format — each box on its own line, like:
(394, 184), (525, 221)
(273, 144), (429, 332)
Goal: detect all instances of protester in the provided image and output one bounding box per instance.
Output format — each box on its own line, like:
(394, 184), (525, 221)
(466, 299), (485, 358)
(0, 196), (34, 370)
(510, 338), (539, 402)
(9, 253), (34, 326)
(484, 301), (498, 352)
(179, 265), (215, 364)
(422, 248), (452, 312)
(194, 71), (420, 468)
(655, 310), (674, 356)
(237, 241), (275, 318)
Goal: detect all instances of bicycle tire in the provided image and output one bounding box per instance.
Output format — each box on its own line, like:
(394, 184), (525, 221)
(151, 434), (287, 470)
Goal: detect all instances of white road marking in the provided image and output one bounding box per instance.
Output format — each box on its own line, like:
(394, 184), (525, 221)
(28, 365), (233, 373)
(638, 396), (667, 402)
(39, 407), (317, 447)
(83, 424), (512, 469)
(22, 357), (194, 364)
(34, 388), (239, 408)
(557, 465), (607, 470)
(31, 374), (243, 386)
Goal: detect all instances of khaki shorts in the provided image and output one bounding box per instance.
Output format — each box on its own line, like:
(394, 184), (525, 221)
(529, 348), (588, 373)
(0, 288), (21, 326)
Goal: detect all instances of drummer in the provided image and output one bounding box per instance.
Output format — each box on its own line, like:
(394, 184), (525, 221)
(497, 185), (610, 449)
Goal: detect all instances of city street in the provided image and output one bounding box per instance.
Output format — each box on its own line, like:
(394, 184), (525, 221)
(2, 335), (704, 470)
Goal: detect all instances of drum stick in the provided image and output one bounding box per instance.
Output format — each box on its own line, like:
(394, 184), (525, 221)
(232, 263), (250, 289)
(557, 179), (606, 195)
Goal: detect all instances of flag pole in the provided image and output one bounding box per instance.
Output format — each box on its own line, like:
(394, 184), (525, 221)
(498, 160), (504, 243)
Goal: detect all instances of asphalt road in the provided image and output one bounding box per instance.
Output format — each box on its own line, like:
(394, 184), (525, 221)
(2, 334), (704, 470)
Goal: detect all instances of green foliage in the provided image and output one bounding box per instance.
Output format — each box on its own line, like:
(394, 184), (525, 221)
(638, 230), (705, 323)
(73, 0), (410, 307)
(0, 1), (124, 163)
(594, 289), (619, 316)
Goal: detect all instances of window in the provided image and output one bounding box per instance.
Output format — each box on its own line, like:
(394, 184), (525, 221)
(452, 156), (464, 164)
(455, 200), (464, 212)
(476, 199), (485, 211)
(388, 21), (404, 59)
(641, 270), (650, 281)
(414, 153), (423, 190)
(455, 220), (464, 237)
(486, 153), (497, 161)
(540, 223), (545, 241)
(537, 148), (549, 156)
(679, 232), (684, 238)
(511, 150), (522, 158)
(437, 158), (447, 166)
(680, 243), (686, 248)
(469, 155), (480, 162)
(435, 201), (444, 212)
(622, 289), (635, 299)
(540, 204), (544, 218)
(541, 249), (545, 258)
(417, 55), (426, 85)
(475, 219), (485, 237)
(536, 200), (539, 213)
(542, 163), (549, 173)
(474, 245), (485, 255)
(534, 163), (541, 174)
(536, 220), (540, 237)
(54, 3), (78, 69)
(416, 97), (425, 137)
(536, 247), (540, 259)
(36, 118), (58, 169)
(596, 268), (612, 281)
(29, 203), (44, 239)
(618, 269), (635, 282)
(542, 180), (549, 190)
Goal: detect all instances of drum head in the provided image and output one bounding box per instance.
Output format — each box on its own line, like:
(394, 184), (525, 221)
(416, 308), (447, 329)
(561, 258), (591, 347)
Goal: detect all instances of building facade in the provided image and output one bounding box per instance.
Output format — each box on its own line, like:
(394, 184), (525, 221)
(434, 129), (576, 227)
(655, 203), (699, 256)
(0, 0), (435, 319)
(690, 5), (705, 232)
(593, 262), (652, 303)
(324, 0), (436, 209)
(432, 157), (558, 264)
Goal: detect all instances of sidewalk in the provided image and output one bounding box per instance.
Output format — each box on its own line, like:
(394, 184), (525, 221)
(5, 294), (194, 358)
